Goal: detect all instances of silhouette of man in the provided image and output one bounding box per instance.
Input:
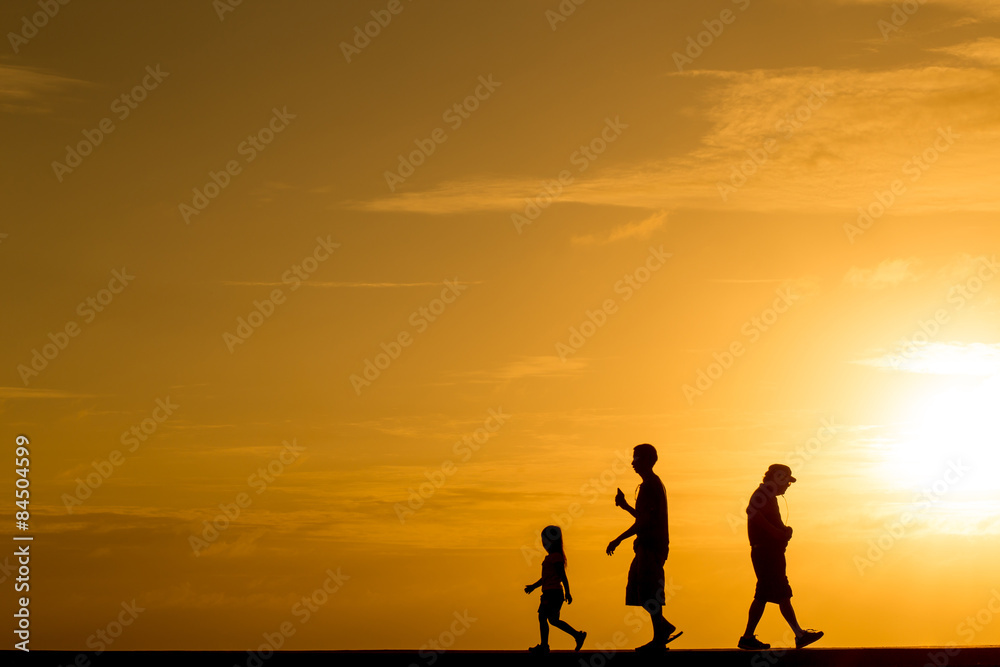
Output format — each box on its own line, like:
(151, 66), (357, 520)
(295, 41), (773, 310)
(606, 443), (680, 652)
(738, 463), (823, 650)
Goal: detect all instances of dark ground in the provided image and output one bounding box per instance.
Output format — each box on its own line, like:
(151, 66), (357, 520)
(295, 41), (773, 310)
(6, 648), (1000, 667)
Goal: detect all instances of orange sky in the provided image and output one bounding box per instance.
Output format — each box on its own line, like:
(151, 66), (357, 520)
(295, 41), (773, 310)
(3, 0), (1000, 653)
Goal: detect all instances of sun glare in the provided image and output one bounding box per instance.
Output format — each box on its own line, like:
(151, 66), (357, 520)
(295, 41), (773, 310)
(883, 345), (1000, 513)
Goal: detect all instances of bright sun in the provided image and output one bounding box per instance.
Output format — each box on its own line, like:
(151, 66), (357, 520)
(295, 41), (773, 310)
(882, 344), (1000, 502)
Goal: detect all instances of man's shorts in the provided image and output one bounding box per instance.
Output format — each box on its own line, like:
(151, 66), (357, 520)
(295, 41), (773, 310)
(625, 546), (666, 608)
(751, 546), (793, 603)
(538, 589), (564, 617)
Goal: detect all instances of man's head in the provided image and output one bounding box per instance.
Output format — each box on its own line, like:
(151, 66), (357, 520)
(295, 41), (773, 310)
(763, 463), (796, 495)
(632, 443), (658, 475)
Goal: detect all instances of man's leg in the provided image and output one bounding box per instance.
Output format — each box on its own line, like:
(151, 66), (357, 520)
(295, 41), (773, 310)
(640, 594), (677, 648)
(744, 598), (767, 637)
(650, 605), (674, 640)
(778, 599), (804, 637)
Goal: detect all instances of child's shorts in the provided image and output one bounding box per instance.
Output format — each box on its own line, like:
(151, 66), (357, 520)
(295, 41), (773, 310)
(538, 589), (564, 617)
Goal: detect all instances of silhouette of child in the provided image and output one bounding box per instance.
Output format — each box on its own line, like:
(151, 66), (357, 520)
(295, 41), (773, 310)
(524, 525), (587, 653)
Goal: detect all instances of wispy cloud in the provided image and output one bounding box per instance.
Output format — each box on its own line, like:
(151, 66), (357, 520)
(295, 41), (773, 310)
(856, 341), (1000, 375)
(572, 210), (667, 245)
(222, 280), (482, 288)
(932, 37), (1000, 67)
(0, 386), (94, 399)
(834, 0), (1000, 20)
(844, 258), (919, 289)
(0, 65), (88, 114)
(347, 64), (1000, 216)
(936, 253), (998, 284)
(449, 355), (589, 384)
(492, 355), (588, 379)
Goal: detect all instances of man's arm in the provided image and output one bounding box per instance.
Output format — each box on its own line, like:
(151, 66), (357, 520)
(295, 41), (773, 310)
(749, 508), (789, 542)
(615, 488), (636, 517)
(607, 521), (637, 555)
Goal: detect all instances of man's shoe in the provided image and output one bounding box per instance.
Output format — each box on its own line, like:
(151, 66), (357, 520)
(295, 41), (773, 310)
(795, 630), (824, 649)
(528, 644), (550, 654)
(635, 640), (668, 655)
(575, 631), (587, 651)
(738, 634), (771, 650)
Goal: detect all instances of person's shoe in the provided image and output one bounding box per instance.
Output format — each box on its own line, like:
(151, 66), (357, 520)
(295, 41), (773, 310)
(795, 630), (824, 649)
(528, 644), (550, 654)
(574, 631), (587, 651)
(635, 640), (668, 654)
(664, 631), (683, 645)
(738, 634), (771, 650)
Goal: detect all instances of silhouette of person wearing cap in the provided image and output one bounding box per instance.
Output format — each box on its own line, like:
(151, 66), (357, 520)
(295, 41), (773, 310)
(606, 444), (681, 653)
(738, 464), (823, 651)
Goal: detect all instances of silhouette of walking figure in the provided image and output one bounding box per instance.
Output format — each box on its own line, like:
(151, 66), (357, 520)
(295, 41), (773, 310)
(606, 444), (681, 653)
(524, 525), (586, 654)
(738, 464), (824, 650)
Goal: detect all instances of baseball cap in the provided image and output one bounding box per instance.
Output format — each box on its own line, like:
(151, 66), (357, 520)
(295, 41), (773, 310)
(766, 464), (796, 483)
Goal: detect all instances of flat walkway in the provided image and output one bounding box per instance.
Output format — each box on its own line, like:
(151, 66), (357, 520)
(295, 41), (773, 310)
(8, 648), (1000, 667)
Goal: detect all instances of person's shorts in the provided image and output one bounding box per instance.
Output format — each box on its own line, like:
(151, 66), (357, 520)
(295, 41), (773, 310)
(538, 589), (564, 617)
(751, 546), (793, 603)
(625, 546), (666, 608)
